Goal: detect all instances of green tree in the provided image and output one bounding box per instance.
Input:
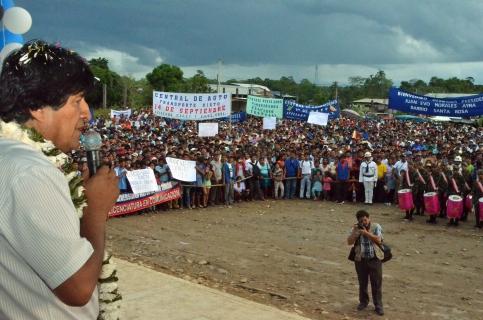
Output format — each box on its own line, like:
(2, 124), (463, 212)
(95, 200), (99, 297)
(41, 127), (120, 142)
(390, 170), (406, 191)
(348, 76), (365, 88)
(428, 76), (445, 92)
(363, 70), (393, 98)
(400, 79), (427, 93)
(296, 79), (318, 104)
(184, 70), (211, 93)
(400, 76), (480, 95)
(146, 64), (184, 91)
(89, 57), (109, 70)
(88, 58), (123, 108)
(312, 87), (331, 105)
(130, 78), (154, 108)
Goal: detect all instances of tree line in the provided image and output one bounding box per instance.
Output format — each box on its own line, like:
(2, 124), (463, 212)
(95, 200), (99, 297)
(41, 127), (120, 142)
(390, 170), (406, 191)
(87, 58), (483, 110)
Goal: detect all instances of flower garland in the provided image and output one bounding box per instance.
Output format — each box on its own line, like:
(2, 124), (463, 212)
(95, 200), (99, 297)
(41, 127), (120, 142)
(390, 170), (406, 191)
(0, 120), (121, 320)
(0, 120), (87, 217)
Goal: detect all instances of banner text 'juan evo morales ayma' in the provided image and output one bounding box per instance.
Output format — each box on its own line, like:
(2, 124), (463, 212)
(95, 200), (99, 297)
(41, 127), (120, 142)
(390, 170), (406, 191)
(388, 87), (483, 117)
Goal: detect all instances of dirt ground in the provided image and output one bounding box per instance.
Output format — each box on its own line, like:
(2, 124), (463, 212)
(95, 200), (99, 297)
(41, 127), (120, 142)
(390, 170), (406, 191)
(107, 200), (483, 320)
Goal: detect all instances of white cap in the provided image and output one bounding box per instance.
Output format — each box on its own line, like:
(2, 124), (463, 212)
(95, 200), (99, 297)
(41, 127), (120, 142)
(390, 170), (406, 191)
(454, 156), (462, 162)
(364, 152), (372, 158)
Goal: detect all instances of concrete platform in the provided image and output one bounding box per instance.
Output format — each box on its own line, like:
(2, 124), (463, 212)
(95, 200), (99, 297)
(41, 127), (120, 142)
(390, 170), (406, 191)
(115, 258), (310, 320)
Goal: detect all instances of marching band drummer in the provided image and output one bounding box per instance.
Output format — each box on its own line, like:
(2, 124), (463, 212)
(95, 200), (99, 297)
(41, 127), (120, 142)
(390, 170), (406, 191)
(399, 167), (414, 221)
(424, 161), (439, 224)
(447, 161), (466, 226)
(461, 157), (473, 222)
(437, 161), (451, 219)
(412, 160), (427, 216)
(471, 169), (483, 229)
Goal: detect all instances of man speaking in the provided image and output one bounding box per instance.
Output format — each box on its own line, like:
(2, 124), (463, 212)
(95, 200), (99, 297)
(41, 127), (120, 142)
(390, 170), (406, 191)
(0, 41), (119, 319)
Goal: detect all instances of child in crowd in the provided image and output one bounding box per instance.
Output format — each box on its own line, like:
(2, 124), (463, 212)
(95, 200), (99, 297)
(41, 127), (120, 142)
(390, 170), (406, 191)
(311, 170), (323, 200)
(234, 176), (249, 202)
(323, 173), (333, 201)
(272, 162), (285, 199)
(348, 175), (359, 203)
(385, 166), (396, 206)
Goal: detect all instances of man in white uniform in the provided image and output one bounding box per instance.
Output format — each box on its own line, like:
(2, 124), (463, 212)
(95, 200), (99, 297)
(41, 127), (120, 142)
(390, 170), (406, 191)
(359, 152), (378, 204)
(0, 41), (119, 319)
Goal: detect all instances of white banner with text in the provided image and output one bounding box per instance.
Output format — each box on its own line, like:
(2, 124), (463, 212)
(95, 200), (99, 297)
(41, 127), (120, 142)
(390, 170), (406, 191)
(153, 91), (232, 120)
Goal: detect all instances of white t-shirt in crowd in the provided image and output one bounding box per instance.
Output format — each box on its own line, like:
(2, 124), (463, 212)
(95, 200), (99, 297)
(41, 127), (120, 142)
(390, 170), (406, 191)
(300, 160), (314, 175)
(210, 160), (223, 180)
(394, 160), (409, 176)
(0, 139), (98, 320)
(234, 181), (246, 193)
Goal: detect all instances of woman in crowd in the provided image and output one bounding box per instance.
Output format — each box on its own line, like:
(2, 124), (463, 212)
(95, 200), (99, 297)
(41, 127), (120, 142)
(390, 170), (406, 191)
(202, 164), (214, 208)
(259, 156), (272, 199)
(384, 158), (397, 206)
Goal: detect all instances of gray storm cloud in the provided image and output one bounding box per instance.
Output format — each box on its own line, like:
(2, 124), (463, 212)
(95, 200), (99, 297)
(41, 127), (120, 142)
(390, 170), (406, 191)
(20, 0), (483, 82)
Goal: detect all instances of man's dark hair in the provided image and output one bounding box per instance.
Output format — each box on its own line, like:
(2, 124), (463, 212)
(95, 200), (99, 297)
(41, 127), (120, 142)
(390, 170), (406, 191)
(0, 40), (94, 123)
(356, 210), (370, 220)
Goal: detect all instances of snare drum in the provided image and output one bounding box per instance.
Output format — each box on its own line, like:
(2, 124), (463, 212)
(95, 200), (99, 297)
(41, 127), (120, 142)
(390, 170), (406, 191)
(398, 189), (414, 211)
(424, 192), (440, 215)
(447, 195), (463, 219)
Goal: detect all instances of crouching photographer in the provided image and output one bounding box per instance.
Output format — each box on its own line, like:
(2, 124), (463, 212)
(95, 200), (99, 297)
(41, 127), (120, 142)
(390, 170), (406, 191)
(347, 210), (385, 316)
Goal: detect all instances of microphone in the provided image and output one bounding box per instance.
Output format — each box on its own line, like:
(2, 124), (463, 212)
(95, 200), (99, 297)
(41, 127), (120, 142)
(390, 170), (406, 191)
(82, 129), (103, 177)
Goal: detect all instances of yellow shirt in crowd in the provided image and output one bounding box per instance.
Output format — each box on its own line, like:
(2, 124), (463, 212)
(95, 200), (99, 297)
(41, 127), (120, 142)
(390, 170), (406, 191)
(377, 163), (387, 179)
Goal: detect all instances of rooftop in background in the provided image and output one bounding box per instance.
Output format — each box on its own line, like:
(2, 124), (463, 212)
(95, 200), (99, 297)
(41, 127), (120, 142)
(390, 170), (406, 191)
(208, 83), (272, 98)
(352, 98), (389, 113)
(271, 91), (297, 100)
(352, 98), (388, 105)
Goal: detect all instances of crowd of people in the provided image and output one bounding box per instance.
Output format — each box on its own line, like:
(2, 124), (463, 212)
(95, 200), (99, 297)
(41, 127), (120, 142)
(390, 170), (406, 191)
(1, 39), (482, 320)
(73, 108), (482, 228)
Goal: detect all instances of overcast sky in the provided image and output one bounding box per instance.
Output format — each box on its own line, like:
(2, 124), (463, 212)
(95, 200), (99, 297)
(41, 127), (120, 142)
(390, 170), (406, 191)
(16, 0), (483, 85)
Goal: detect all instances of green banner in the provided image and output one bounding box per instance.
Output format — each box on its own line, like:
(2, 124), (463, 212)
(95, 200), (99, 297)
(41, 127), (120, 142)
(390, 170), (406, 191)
(246, 96), (284, 118)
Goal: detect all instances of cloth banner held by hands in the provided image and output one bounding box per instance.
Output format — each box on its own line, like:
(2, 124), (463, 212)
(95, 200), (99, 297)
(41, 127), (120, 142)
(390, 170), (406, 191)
(246, 95), (283, 118)
(283, 99), (339, 121)
(153, 91), (232, 120)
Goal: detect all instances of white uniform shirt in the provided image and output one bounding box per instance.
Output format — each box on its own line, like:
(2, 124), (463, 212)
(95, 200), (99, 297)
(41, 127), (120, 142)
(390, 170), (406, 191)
(0, 139), (98, 319)
(359, 160), (378, 182)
